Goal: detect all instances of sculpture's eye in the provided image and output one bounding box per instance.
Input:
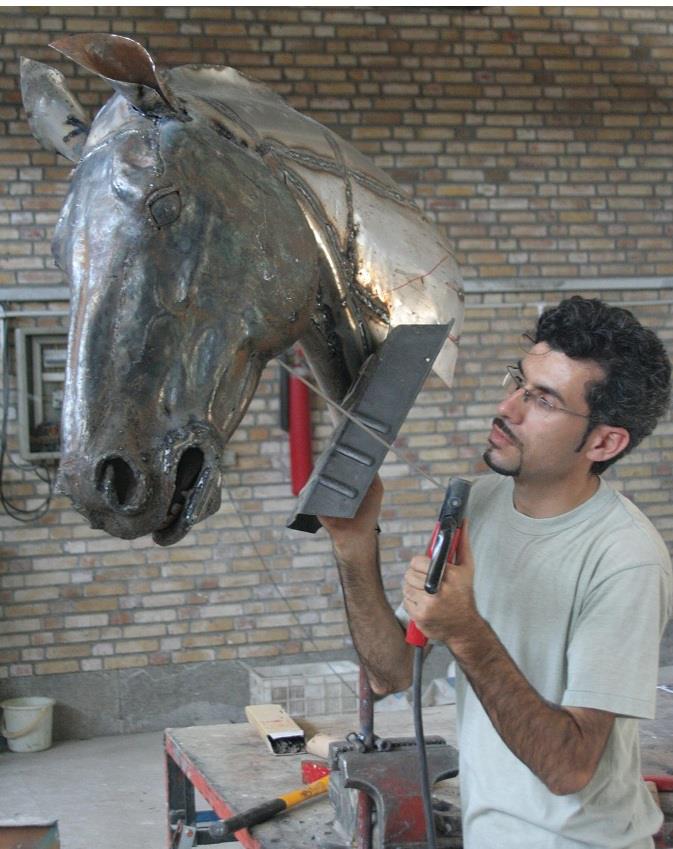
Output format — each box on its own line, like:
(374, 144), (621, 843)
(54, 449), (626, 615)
(148, 189), (181, 228)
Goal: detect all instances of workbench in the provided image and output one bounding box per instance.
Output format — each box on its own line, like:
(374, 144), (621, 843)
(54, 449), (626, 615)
(165, 689), (673, 849)
(165, 705), (460, 848)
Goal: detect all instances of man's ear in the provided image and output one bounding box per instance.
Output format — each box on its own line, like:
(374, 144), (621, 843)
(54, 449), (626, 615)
(584, 424), (630, 465)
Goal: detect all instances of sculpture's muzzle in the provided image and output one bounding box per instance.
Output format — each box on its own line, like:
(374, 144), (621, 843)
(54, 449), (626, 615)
(58, 424), (223, 546)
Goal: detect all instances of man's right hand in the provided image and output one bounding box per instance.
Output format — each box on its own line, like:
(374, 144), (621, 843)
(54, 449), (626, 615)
(319, 474), (384, 552)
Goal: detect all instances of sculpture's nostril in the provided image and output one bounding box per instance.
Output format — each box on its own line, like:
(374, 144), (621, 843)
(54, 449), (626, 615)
(97, 456), (137, 508)
(176, 447), (204, 494)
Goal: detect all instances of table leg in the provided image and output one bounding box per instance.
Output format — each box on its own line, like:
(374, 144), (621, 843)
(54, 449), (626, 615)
(165, 743), (196, 847)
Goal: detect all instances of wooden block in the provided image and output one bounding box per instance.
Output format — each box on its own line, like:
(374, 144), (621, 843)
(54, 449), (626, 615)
(306, 732), (338, 759)
(245, 704), (305, 755)
(0, 821), (60, 849)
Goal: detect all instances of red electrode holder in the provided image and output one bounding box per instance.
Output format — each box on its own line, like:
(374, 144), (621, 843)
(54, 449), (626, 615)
(406, 478), (472, 649)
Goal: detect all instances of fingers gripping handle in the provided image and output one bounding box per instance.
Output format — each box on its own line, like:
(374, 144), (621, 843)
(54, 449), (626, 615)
(406, 478), (472, 648)
(405, 525), (464, 648)
(405, 523), (444, 649)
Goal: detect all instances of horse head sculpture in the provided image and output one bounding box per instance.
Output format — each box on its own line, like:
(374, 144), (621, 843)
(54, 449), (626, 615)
(21, 35), (464, 545)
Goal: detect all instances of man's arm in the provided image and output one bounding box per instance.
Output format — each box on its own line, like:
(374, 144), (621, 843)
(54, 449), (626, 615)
(320, 477), (415, 695)
(450, 614), (614, 795)
(404, 525), (615, 796)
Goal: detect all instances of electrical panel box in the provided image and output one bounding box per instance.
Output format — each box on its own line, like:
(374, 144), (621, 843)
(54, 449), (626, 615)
(15, 327), (68, 461)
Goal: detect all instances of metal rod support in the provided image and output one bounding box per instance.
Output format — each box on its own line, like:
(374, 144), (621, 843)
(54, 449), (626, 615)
(357, 665), (374, 849)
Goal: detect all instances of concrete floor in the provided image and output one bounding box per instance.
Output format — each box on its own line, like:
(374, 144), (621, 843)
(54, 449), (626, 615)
(0, 729), (249, 849)
(3, 670), (672, 849)
(0, 731), (168, 849)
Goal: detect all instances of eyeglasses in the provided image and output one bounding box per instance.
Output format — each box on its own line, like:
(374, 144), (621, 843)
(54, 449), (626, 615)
(503, 365), (590, 420)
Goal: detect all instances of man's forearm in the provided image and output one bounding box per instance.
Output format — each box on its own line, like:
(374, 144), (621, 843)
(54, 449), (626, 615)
(333, 533), (414, 695)
(450, 616), (613, 795)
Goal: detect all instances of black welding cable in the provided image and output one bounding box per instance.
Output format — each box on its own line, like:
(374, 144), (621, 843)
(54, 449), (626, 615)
(0, 325), (53, 521)
(412, 644), (438, 849)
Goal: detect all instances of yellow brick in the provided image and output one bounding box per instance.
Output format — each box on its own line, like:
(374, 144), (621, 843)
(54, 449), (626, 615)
(35, 660), (79, 675)
(171, 649), (216, 663)
(104, 656), (148, 670)
(46, 645), (91, 659)
(73, 599), (118, 613)
(436, 185), (475, 197)
(215, 647), (238, 660)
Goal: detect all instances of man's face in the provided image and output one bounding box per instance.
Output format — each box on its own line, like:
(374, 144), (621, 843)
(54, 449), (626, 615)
(483, 342), (604, 482)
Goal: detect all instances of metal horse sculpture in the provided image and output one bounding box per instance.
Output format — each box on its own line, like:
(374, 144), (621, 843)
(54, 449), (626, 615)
(20, 35), (464, 545)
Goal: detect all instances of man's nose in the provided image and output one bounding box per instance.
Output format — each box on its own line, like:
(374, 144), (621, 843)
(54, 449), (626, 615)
(497, 388), (525, 421)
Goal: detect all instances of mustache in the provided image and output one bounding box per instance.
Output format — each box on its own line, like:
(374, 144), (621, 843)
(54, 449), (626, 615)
(493, 417), (522, 448)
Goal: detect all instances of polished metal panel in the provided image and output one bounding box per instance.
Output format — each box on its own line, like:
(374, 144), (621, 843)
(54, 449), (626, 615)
(20, 34), (464, 544)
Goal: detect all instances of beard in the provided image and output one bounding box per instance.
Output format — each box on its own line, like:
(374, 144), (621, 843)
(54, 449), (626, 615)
(483, 447), (521, 477)
(483, 417), (522, 477)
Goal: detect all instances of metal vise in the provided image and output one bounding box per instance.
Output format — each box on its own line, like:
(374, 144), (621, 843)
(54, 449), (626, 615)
(327, 735), (461, 849)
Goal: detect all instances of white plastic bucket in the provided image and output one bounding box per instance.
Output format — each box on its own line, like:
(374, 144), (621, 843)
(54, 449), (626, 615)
(1, 697), (55, 752)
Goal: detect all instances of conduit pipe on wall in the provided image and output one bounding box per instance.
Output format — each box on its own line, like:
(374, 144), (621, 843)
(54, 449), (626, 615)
(288, 369), (313, 497)
(278, 349), (314, 496)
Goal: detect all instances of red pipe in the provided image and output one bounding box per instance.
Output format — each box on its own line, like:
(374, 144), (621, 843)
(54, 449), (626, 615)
(288, 373), (313, 496)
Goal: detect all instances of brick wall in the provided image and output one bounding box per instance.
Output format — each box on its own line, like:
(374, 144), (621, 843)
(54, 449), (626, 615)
(5, 6), (673, 284)
(0, 7), (672, 736)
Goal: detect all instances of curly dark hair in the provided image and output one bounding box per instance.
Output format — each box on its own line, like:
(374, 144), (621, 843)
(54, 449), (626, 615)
(531, 296), (672, 474)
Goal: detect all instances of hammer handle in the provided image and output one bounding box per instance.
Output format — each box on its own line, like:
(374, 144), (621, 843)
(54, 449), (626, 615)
(223, 775), (329, 834)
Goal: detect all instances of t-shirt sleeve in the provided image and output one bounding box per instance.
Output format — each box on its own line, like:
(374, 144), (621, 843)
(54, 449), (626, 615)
(562, 560), (671, 719)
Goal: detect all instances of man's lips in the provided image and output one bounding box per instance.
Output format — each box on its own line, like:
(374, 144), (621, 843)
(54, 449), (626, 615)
(488, 417), (520, 449)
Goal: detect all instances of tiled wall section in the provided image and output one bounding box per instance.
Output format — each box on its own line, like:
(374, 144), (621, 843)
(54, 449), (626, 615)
(0, 8), (672, 710)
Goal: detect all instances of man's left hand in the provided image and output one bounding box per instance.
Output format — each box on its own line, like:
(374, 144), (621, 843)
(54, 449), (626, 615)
(402, 519), (479, 646)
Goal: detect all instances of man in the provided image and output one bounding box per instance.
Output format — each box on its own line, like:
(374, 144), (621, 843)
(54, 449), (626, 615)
(322, 296), (672, 848)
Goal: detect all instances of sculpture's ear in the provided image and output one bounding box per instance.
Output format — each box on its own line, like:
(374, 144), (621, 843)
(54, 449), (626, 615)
(20, 57), (90, 162)
(50, 34), (185, 119)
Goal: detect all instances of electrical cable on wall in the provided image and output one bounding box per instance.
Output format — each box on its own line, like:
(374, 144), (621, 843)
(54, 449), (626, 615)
(0, 318), (55, 522)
